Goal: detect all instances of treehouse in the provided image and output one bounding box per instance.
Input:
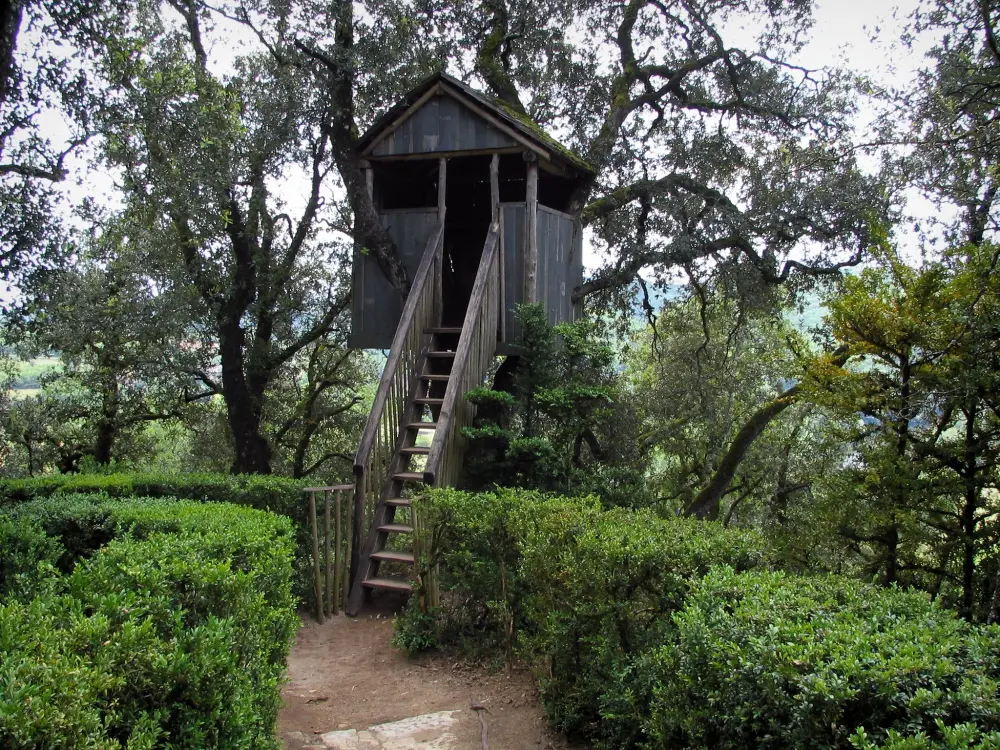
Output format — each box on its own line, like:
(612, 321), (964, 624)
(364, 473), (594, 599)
(347, 73), (593, 614)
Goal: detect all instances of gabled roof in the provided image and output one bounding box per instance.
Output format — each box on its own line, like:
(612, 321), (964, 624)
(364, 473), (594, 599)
(357, 72), (595, 176)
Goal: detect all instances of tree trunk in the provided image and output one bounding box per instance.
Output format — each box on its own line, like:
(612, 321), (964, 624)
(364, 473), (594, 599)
(291, 420), (318, 479)
(882, 524), (899, 587)
(988, 566), (1000, 625)
(219, 311), (272, 475)
(0, 0), (22, 106)
(960, 402), (979, 620)
(93, 378), (120, 465)
(314, 0), (410, 295)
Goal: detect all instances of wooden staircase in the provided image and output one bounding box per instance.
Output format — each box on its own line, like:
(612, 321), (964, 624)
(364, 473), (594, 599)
(350, 327), (460, 599)
(347, 220), (502, 615)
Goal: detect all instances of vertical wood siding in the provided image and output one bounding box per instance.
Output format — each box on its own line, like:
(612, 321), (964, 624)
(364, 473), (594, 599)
(372, 96), (517, 156)
(501, 203), (525, 342)
(537, 205), (577, 328)
(350, 209), (438, 348)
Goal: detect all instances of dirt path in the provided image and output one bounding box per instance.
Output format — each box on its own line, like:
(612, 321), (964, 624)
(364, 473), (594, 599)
(279, 594), (586, 750)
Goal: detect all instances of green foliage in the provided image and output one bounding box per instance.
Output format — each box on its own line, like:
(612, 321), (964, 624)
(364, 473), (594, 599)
(0, 495), (298, 749)
(803, 245), (1000, 619)
(402, 487), (766, 744)
(404, 487), (1000, 749)
(0, 471), (319, 604)
(640, 568), (1000, 750)
(463, 305), (651, 505)
(0, 471), (306, 518)
(0, 514), (62, 601)
(392, 602), (441, 656)
(522, 510), (765, 744)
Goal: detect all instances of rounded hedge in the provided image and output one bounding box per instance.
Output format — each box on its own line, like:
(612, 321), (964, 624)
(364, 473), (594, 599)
(640, 568), (1000, 750)
(0, 494), (299, 749)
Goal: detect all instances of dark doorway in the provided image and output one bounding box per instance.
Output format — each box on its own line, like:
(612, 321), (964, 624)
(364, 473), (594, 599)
(442, 155), (493, 326)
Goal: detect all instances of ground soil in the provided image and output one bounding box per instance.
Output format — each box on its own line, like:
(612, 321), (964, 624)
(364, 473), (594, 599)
(278, 592), (589, 750)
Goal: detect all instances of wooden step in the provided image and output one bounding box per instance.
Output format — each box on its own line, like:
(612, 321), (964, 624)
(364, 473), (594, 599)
(414, 397), (444, 406)
(406, 422), (438, 430)
(392, 471), (424, 482)
(426, 327), (462, 334)
(378, 523), (413, 534)
(385, 497), (412, 507)
(427, 351), (456, 358)
(399, 446), (430, 455)
(370, 549), (415, 564)
(419, 374), (450, 381)
(362, 576), (413, 593)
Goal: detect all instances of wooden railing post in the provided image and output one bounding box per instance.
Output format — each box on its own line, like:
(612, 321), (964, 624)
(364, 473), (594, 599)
(308, 490), (325, 624)
(351, 473), (364, 586)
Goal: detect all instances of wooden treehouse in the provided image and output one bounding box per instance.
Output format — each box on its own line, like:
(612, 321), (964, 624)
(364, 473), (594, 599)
(346, 73), (592, 614)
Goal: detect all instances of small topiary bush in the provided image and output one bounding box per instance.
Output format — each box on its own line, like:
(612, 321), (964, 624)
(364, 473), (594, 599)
(0, 494), (299, 749)
(638, 568), (1000, 750)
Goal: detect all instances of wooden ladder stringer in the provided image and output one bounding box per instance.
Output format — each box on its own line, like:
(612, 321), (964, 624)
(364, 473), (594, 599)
(346, 336), (433, 615)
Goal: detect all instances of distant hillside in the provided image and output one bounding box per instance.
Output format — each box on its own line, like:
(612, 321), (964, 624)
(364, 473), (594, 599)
(629, 284), (828, 335)
(9, 356), (60, 395)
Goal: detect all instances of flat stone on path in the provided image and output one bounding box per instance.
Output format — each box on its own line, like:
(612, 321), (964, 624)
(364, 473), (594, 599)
(317, 711), (460, 749)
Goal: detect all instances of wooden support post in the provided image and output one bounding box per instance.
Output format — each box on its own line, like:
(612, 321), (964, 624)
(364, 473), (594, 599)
(351, 475), (364, 591)
(490, 153), (499, 224)
(341, 489), (351, 610)
(436, 156), (447, 321)
(333, 490), (342, 614)
(524, 156), (538, 304)
(491, 153), (505, 341)
(362, 159), (374, 201)
(438, 156), (447, 220)
(309, 492), (325, 624)
(324, 490), (332, 618)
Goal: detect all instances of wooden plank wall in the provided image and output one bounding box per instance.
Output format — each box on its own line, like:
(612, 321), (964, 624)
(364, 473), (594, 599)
(350, 209), (438, 349)
(537, 205), (577, 328)
(372, 96), (517, 156)
(500, 203), (525, 343)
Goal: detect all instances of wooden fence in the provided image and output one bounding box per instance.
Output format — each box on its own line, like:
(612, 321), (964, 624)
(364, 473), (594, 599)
(304, 484), (355, 623)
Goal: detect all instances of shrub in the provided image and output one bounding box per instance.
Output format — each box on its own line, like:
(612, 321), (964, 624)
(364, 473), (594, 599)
(402, 487), (766, 744)
(405, 487), (600, 655)
(0, 472), (316, 603)
(0, 514), (62, 600)
(0, 472), (307, 522)
(403, 488), (1000, 750)
(520, 507), (765, 744)
(0, 495), (299, 749)
(639, 568), (1000, 750)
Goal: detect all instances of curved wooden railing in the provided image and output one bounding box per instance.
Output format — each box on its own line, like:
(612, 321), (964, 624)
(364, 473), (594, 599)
(352, 220), (444, 575)
(423, 222), (501, 487)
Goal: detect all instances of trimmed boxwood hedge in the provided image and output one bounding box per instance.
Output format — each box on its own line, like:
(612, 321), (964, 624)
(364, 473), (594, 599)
(639, 567), (1000, 750)
(0, 472), (307, 520)
(399, 488), (1000, 750)
(0, 472), (318, 603)
(0, 494), (299, 749)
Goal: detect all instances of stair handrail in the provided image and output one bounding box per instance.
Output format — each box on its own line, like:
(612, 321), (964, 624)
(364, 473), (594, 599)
(352, 218), (444, 573)
(423, 221), (501, 487)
